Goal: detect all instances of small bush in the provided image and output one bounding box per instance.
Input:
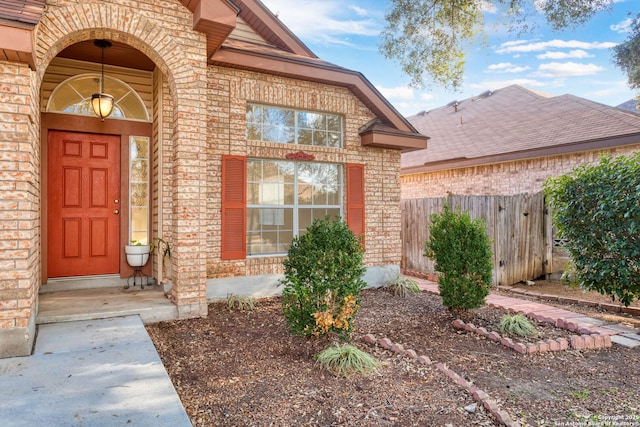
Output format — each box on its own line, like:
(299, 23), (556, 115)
(227, 294), (255, 311)
(424, 205), (493, 313)
(315, 343), (380, 377)
(498, 314), (538, 338)
(544, 152), (640, 306)
(281, 216), (366, 338)
(388, 276), (421, 297)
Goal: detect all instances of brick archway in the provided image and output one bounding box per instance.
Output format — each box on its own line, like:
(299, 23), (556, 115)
(36, 2), (209, 316)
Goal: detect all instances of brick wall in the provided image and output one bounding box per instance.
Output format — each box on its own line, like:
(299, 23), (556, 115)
(401, 144), (640, 198)
(0, 61), (40, 332)
(206, 66), (402, 278)
(35, 0), (210, 314)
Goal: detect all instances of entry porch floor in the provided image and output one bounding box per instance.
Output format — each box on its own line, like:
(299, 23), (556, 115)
(37, 275), (178, 325)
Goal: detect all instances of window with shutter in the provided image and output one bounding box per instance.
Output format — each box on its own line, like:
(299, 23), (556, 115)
(221, 155), (247, 260)
(346, 163), (365, 244)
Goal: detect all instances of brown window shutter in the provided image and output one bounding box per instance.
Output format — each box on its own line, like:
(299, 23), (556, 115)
(346, 163), (365, 244)
(221, 155), (246, 260)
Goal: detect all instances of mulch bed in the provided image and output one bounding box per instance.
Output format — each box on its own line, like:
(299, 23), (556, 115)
(147, 287), (640, 427)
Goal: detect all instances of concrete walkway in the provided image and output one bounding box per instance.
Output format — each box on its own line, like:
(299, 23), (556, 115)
(416, 279), (640, 348)
(0, 316), (192, 427)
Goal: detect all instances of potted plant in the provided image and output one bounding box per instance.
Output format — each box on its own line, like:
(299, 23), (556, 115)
(125, 240), (152, 267)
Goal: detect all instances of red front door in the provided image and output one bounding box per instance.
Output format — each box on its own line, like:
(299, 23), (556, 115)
(48, 131), (121, 277)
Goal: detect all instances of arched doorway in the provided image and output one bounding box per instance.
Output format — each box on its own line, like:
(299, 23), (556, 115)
(41, 42), (155, 282)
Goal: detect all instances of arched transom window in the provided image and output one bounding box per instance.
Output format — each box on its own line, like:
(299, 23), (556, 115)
(47, 74), (149, 121)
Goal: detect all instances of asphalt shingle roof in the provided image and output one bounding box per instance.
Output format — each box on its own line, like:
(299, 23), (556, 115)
(402, 85), (640, 172)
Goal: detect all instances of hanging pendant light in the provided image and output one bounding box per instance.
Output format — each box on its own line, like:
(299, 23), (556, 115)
(91, 39), (114, 121)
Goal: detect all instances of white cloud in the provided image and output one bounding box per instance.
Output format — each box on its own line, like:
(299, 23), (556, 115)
(534, 62), (605, 78)
(262, 0), (380, 45)
(420, 93), (435, 101)
(611, 18), (634, 34)
(487, 62), (531, 73)
(536, 49), (593, 60)
(350, 5), (368, 16)
(376, 85), (414, 100)
(496, 39), (617, 54)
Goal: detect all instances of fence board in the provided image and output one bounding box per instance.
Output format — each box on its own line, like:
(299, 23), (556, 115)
(401, 193), (548, 286)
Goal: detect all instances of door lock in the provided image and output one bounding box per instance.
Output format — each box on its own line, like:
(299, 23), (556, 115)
(113, 209), (120, 215)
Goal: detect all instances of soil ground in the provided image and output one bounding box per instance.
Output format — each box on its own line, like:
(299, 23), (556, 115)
(147, 281), (640, 427)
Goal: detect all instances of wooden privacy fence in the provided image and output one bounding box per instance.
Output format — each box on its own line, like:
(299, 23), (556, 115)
(401, 192), (552, 286)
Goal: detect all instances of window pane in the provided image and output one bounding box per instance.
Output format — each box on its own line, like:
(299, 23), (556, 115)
(48, 75), (148, 120)
(247, 104), (342, 147)
(246, 207), (294, 255)
(327, 115), (341, 132)
(247, 159), (342, 256)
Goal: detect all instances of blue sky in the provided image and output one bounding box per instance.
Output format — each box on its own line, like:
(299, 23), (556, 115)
(260, 0), (638, 116)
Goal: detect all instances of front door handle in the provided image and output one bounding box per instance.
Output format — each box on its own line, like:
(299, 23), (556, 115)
(113, 209), (120, 215)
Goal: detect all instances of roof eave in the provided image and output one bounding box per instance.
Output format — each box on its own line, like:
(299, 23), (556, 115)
(401, 133), (640, 175)
(361, 129), (428, 152)
(210, 45), (420, 135)
(0, 22), (36, 70)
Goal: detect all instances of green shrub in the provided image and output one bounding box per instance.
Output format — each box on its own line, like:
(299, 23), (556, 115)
(281, 216), (366, 338)
(315, 343), (380, 377)
(544, 153), (640, 306)
(424, 205), (493, 313)
(388, 276), (421, 297)
(498, 314), (538, 338)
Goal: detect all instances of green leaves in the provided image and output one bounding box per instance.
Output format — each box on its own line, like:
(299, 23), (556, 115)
(424, 205), (493, 312)
(380, 0), (628, 90)
(544, 153), (640, 306)
(281, 216), (366, 338)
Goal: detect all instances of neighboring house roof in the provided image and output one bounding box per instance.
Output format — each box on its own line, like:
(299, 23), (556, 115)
(402, 84), (640, 174)
(617, 98), (640, 113)
(0, 0), (426, 151)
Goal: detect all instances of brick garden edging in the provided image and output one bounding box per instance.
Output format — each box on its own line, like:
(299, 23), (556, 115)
(361, 333), (521, 427)
(452, 319), (612, 353)
(497, 285), (640, 317)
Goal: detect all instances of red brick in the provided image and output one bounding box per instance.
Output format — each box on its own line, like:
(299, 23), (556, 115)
(593, 335), (605, 349)
(483, 399), (499, 412)
(452, 319), (465, 329)
(539, 294), (558, 301)
(557, 338), (569, 350)
(565, 321), (579, 332)
(570, 336), (585, 350)
(555, 318), (565, 328)
(362, 334), (377, 344)
(583, 335), (595, 349)
(472, 388), (490, 401)
(526, 343), (539, 354)
(487, 331), (501, 342)
(477, 327), (488, 336)
(538, 341), (550, 353)
(547, 339), (560, 351)
(390, 343), (404, 354)
(464, 322), (476, 332)
(417, 355), (431, 365)
(501, 337), (515, 348)
(404, 349), (417, 359)
(378, 338), (392, 349)
(513, 343), (527, 354)
(494, 409), (513, 425)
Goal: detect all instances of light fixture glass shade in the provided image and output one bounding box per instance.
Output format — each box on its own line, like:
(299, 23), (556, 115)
(91, 93), (114, 120)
